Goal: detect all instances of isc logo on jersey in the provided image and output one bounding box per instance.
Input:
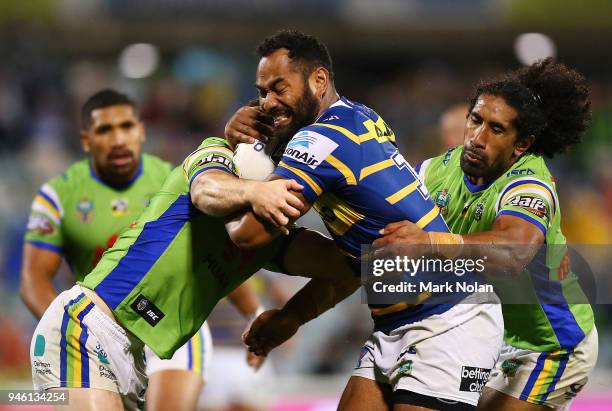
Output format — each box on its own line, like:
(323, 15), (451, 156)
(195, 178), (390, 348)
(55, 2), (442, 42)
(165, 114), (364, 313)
(284, 131), (338, 169)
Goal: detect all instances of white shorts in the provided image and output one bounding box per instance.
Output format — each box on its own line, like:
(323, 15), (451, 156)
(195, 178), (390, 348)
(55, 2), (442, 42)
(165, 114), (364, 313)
(486, 326), (598, 410)
(144, 322), (213, 382)
(353, 299), (504, 407)
(31, 285), (147, 411)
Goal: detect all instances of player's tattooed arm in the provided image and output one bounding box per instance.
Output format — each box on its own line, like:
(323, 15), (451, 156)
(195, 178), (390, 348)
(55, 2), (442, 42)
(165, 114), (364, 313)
(20, 243), (63, 319)
(373, 215), (544, 277)
(191, 170), (304, 228)
(225, 174), (311, 249)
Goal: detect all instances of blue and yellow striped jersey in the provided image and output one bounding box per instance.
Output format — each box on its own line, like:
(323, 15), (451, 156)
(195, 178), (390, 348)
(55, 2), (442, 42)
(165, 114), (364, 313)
(273, 97), (463, 331)
(274, 96), (448, 266)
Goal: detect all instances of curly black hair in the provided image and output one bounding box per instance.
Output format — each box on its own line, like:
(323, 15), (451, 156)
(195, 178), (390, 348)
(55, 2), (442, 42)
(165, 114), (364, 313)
(256, 29), (334, 81)
(468, 58), (591, 158)
(81, 89), (136, 129)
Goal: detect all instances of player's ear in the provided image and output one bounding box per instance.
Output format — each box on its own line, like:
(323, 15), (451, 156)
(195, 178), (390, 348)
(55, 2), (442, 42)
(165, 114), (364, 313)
(80, 130), (91, 153)
(310, 67), (329, 100)
(514, 134), (534, 157)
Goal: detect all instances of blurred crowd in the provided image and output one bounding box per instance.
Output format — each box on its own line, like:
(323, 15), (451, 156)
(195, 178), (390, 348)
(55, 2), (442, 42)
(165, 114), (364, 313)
(1, 27), (612, 407)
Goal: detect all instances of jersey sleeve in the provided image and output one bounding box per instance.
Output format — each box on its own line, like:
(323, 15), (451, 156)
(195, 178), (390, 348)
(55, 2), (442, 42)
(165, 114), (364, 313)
(273, 128), (354, 204)
(182, 137), (237, 187)
(495, 177), (557, 237)
(23, 182), (64, 253)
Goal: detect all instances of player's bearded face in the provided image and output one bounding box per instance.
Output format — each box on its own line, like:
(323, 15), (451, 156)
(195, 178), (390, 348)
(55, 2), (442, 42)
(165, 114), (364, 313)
(460, 95), (520, 182)
(269, 79), (320, 143)
(82, 105), (145, 185)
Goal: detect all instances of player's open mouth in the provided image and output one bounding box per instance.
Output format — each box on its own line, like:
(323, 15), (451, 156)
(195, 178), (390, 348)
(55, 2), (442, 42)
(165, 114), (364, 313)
(273, 113), (291, 127)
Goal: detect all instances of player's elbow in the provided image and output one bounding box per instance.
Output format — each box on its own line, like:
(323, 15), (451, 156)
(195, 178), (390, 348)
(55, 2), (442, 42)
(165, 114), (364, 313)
(226, 216), (274, 250)
(190, 177), (213, 214)
(228, 227), (269, 250)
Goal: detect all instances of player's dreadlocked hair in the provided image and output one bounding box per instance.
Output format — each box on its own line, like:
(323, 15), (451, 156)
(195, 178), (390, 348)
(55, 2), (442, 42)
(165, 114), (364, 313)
(256, 29), (334, 82)
(468, 58), (591, 158)
(81, 89), (136, 129)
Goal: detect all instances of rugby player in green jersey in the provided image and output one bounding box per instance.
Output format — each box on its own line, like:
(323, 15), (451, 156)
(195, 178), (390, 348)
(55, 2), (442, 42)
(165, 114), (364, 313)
(29, 131), (358, 410)
(22, 90), (289, 411)
(245, 59), (597, 411)
(373, 59), (598, 411)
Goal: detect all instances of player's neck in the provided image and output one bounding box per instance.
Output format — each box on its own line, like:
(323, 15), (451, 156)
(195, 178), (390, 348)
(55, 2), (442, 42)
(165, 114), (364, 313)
(465, 174), (486, 185)
(465, 166), (509, 186)
(91, 160), (142, 189)
(317, 88), (340, 117)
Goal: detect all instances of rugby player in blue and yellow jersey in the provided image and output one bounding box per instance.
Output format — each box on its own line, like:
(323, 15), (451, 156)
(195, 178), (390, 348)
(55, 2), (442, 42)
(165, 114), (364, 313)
(215, 30), (503, 410)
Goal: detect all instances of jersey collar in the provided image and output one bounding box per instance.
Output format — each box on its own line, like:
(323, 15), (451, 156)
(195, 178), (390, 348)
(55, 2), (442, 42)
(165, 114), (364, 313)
(462, 173), (494, 193)
(89, 157), (143, 190)
(314, 95), (349, 122)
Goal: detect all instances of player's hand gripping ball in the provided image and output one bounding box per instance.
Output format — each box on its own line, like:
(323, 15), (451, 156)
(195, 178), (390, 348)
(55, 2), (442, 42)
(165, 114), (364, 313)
(233, 142), (275, 181)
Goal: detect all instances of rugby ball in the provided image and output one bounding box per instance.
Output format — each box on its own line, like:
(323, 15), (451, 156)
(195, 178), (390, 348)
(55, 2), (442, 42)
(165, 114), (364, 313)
(233, 142), (276, 181)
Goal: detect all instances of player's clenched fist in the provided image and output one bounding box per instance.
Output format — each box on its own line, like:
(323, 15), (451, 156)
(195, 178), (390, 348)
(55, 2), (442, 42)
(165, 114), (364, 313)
(225, 105), (274, 148)
(245, 179), (304, 233)
(242, 309), (300, 357)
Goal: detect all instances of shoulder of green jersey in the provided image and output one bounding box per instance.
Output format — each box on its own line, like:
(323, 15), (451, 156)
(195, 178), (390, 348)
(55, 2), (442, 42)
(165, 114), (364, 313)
(31, 182), (64, 224)
(283, 129), (339, 170)
(182, 143), (234, 175)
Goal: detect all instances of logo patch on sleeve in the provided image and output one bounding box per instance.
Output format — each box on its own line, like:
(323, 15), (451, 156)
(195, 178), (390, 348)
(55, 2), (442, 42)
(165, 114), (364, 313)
(130, 294), (165, 326)
(196, 153), (234, 171)
(27, 215), (55, 235)
(283, 131), (338, 169)
(508, 196), (547, 218)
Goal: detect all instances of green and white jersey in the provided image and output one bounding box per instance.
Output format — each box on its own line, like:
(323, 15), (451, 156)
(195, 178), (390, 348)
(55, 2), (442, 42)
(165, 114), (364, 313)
(24, 154), (173, 282)
(418, 146), (594, 352)
(80, 137), (285, 359)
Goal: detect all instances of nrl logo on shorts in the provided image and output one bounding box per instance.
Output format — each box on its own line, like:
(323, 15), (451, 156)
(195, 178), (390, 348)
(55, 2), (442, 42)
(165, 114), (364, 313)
(399, 360), (413, 375)
(77, 197), (94, 223)
(434, 189), (451, 216)
(500, 359), (521, 377)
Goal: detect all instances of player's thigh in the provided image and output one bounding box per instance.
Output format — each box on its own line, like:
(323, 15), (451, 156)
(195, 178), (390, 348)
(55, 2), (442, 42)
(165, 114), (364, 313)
(485, 326), (598, 410)
(50, 387), (123, 411)
(31, 286), (145, 409)
(477, 387), (552, 411)
(388, 304), (503, 407)
(338, 376), (392, 411)
(144, 323), (210, 411)
(146, 369), (204, 411)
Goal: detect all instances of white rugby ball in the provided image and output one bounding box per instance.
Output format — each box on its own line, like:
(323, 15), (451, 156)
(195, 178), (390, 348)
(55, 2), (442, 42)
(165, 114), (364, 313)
(233, 142), (276, 181)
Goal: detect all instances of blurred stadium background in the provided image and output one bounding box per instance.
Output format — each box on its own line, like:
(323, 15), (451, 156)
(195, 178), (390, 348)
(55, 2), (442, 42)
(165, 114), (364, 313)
(1, 1), (611, 410)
